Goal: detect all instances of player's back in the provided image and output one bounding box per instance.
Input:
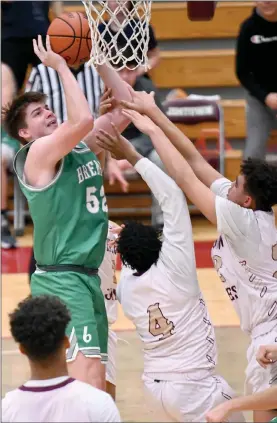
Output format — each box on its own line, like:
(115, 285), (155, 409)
(117, 158), (218, 379)
(118, 260), (217, 378)
(2, 377), (120, 422)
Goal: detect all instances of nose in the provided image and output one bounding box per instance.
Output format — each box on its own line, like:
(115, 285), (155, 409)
(45, 109), (54, 119)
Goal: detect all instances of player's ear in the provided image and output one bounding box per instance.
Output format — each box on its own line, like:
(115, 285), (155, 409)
(243, 194), (253, 209)
(64, 336), (70, 349)
(19, 344), (27, 356)
(18, 127), (30, 141)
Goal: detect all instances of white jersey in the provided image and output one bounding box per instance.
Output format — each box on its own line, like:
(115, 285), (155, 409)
(117, 158), (217, 379)
(211, 178), (277, 334)
(1, 376), (121, 422)
(99, 222), (118, 325)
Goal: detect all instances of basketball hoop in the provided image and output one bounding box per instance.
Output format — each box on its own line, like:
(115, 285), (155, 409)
(82, 0), (152, 70)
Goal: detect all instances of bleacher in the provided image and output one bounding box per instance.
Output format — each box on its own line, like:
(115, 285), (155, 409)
(9, 1), (277, 224)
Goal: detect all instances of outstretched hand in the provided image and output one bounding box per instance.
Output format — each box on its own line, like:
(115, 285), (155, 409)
(33, 35), (66, 71)
(120, 90), (157, 116)
(99, 88), (115, 116)
(121, 109), (157, 136)
(96, 123), (136, 161)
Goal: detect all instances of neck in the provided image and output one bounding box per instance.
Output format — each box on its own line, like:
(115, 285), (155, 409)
(29, 357), (68, 381)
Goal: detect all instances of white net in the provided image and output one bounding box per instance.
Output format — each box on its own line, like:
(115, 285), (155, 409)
(82, 0), (152, 70)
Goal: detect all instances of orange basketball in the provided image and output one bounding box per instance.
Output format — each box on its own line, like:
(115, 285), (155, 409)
(47, 12), (92, 67)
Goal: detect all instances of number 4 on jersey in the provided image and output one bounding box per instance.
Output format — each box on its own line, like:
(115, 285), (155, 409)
(147, 303), (175, 341)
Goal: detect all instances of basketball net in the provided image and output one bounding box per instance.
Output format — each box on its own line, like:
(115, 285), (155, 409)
(82, 0), (152, 70)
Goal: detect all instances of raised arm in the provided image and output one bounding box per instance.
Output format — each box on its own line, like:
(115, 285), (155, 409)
(26, 35), (93, 179)
(95, 121), (199, 292)
(121, 91), (222, 188)
(121, 109), (217, 225)
(84, 63), (134, 154)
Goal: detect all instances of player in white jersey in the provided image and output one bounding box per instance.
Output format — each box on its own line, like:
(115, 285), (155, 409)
(95, 121), (244, 422)
(99, 220), (119, 400)
(119, 90), (277, 423)
(2, 295), (121, 423)
(206, 344), (277, 422)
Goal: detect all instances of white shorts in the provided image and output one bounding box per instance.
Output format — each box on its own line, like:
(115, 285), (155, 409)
(106, 329), (117, 386)
(245, 324), (277, 395)
(2, 144), (16, 171)
(142, 372), (245, 422)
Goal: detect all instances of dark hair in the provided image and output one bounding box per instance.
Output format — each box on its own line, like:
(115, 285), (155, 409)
(2, 92), (47, 143)
(241, 158), (277, 212)
(117, 221), (162, 273)
(9, 295), (71, 361)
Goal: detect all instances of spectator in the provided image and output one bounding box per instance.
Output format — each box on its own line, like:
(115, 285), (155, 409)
(236, 1), (277, 160)
(114, 53), (166, 229)
(1, 1), (63, 248)
(98, 0), (160, 77)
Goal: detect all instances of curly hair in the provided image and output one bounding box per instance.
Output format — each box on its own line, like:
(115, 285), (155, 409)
(2, 91), (47, 143)
(117, 221), (162, 274)
(9, 295), (71, 361)
(241, 158), (277, 212)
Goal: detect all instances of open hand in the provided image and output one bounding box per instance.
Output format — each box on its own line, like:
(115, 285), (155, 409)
(96, 123), (136, 161)
(120, 90), (157, 115)
(99, 88), (115, 116)
(106, 157), (129, 193)
(121, 109), (157, 136)
(33, 35), (66, 71)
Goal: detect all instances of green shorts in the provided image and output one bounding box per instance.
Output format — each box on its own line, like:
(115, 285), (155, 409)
(31, 270), (108, 363)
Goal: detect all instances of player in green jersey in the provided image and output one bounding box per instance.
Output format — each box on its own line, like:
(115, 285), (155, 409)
(2, 35), (133, 391)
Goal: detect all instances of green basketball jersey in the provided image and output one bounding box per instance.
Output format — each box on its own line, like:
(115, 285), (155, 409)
(1, 128), (20, 152)
(14, 142), (108, 268)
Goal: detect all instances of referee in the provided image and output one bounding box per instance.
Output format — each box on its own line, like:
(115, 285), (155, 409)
(26, 61), (128, 279)
(26, 62), (103, 124)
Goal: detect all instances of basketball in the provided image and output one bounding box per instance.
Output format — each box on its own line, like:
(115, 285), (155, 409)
(47, 12), (92, 67)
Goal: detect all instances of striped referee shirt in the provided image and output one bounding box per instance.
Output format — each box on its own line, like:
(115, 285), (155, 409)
(25, 63), (104, 124)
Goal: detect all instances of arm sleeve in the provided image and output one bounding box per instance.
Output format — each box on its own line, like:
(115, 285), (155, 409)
(210, 177), (232, 198)
(148, 24), (158, 51)
(134, 158), (199, 294)
(210, 179), (260, 245)
(235, 22), (269, 104)
(25, 67), (42, 93)
(97, 394), (121, 422)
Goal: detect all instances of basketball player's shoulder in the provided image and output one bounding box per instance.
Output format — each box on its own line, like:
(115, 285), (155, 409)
(1, 388), (21, 418)
(73, 379), (112, 400)
(73, 380), (121, 421)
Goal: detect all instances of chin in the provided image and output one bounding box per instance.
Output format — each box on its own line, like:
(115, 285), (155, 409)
(47, 125), (58, 135)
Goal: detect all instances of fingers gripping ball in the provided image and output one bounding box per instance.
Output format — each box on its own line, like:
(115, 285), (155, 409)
(47, 12), (92, 67)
